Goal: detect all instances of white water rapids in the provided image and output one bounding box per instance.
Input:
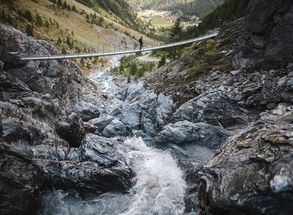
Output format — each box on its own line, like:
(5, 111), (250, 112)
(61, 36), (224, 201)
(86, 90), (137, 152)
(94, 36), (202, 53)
(40, 137), (187, 215)
(40, 57), (190, 215)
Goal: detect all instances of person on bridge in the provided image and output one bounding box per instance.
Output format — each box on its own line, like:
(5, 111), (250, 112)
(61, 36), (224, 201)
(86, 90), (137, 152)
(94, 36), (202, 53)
(138, 36), (143, 51)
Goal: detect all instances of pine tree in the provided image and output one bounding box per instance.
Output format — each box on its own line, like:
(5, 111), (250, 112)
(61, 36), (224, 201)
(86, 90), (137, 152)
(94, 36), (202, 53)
(66, 36), (73, 48)
(45, 20), (50, 29)
(86, 14), (90, 22)
(158, 56), (166, 68)
(72, 5), (77, 12)
(36, 13), (43, 26)
(170, 18), (182, 42)
(26, 24), (34, 36)
(57, 37), (62, 45)
(80, 58), (85, 66)
(24, 10), (33, 22)
(130, 63), (137, 76)
(57, 0), (62, 7)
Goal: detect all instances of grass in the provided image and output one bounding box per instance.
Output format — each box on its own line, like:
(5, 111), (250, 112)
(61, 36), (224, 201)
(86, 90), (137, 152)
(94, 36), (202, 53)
(150, 16), (173, 28)
(112, 54), (156, 79)
(146, 19), (243, 94)
(0, 0), (158, 73)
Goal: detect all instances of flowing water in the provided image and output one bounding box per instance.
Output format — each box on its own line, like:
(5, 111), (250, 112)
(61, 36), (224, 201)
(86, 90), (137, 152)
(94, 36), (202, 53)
(40, 56), (213, 215)
(40, 138), (187, 215)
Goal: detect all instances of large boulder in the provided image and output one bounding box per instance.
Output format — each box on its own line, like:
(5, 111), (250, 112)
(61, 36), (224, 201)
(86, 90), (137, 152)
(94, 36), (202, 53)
(155, 121), (228, 149)
(0, 134), (134, 214)
(56, 112), (85, 148)
(0, 148), (46, 215)
(174, 91), (249, 129)
(73, 100), (100, 122)
(101, 118), (128, 138)
(198, 104), (293, 215)
(88, 116), (114, 131)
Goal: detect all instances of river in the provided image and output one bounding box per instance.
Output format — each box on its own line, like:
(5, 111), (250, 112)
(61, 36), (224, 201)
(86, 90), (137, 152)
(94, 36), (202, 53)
(39, 57), (214, 215)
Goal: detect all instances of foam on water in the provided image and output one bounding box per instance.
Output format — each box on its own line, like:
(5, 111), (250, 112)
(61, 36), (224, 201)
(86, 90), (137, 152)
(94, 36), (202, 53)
(40, 137), (187, 215)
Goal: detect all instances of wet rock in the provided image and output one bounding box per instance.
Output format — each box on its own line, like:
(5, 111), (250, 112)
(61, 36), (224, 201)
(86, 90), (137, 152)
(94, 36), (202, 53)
(124, 81), (146, 101)
(102, 118), (128, 138)
(73, 100), (100, 122)
(156, 93), (174, 126)
(0, 151), (46, 215)
(141, 111), (157, 137)
(1, 118), (42, 144)
(0, 60), (4, 72)
(281, 76), (293, 103)
(88, 116), (115, 132)
(56, 113), (85, 148)
(0, 24), (134, 214)
(120, 104), (142, 129)
(155, 121), (228, 149)
(198, 105), (293, 215)
(230, 70), (241, 76)
(0, 133), (134, 214)
(174, 91), (249, 129)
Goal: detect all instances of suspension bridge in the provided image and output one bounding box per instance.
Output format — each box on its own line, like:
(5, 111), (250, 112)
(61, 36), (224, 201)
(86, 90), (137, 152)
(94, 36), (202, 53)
(16, 31), (218, 61)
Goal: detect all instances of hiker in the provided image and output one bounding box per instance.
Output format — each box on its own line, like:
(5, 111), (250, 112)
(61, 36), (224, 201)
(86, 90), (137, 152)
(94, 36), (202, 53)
(138, 36), (143, 51)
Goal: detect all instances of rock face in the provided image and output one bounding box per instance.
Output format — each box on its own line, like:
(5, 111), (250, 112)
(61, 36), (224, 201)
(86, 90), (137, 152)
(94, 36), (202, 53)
(0, 134), (134, 214)
(198, 105), (293, 215)
(174, 90), (249, 129)
(155, 121), (228, 149)
(193, 1), (293, 214)
(0, 25), (133, 215)
(235, 0), (293, 69)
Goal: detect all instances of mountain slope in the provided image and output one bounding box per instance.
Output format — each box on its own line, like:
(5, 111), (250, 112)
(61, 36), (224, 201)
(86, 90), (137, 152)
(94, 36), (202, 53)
(127, 0), (224, 18)
(0, 0), (155, 71)
(76, 0), (140, 29)
(0, 0), (154, 55)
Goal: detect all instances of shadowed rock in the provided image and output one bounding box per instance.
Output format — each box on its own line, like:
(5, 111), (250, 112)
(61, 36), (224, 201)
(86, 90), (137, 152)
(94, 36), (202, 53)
(235, 0), (293, 69)
(198, 105), (293, 215)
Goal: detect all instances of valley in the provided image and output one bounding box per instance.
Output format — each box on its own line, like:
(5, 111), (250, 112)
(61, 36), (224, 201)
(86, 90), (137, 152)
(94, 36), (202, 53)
(0, 0), (293, 215)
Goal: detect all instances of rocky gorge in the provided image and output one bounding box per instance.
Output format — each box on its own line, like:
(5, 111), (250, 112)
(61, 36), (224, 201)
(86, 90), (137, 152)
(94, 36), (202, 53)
(0, 0), (293, 214)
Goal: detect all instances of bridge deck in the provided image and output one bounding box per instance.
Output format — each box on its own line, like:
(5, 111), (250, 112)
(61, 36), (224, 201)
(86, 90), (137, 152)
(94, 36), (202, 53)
(20, 32), (218, 61)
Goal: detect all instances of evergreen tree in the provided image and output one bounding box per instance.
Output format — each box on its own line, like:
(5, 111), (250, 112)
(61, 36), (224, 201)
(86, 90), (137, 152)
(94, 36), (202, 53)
(57, 0), (62, 7)
(66, 36), (73, 48)
(62, 1), (67, 9)
(98, 17), (104, 26)
(45, 20), (50, 29)
(57, 37), (62, 45)
(130, 63), (137, 76)
(26, 24), (34, 36)
(170, 18), (182, 42)
(72, 5), (77, 12)
(167, 18), (182, 59)
(80, 58), (85, 66)
(158, 55), (166, 68)
(23, 10), (33, 22)
(36, 13), (43, 26)
(86, 14), (90, 22)
(62, 47), (66, 54)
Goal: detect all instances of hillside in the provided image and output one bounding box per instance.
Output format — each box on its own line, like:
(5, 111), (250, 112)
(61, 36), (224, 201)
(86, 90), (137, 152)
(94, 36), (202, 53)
(127, 0), (224, 18)
(75, 0), (141, 29)
(0, 0), (155, 71)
